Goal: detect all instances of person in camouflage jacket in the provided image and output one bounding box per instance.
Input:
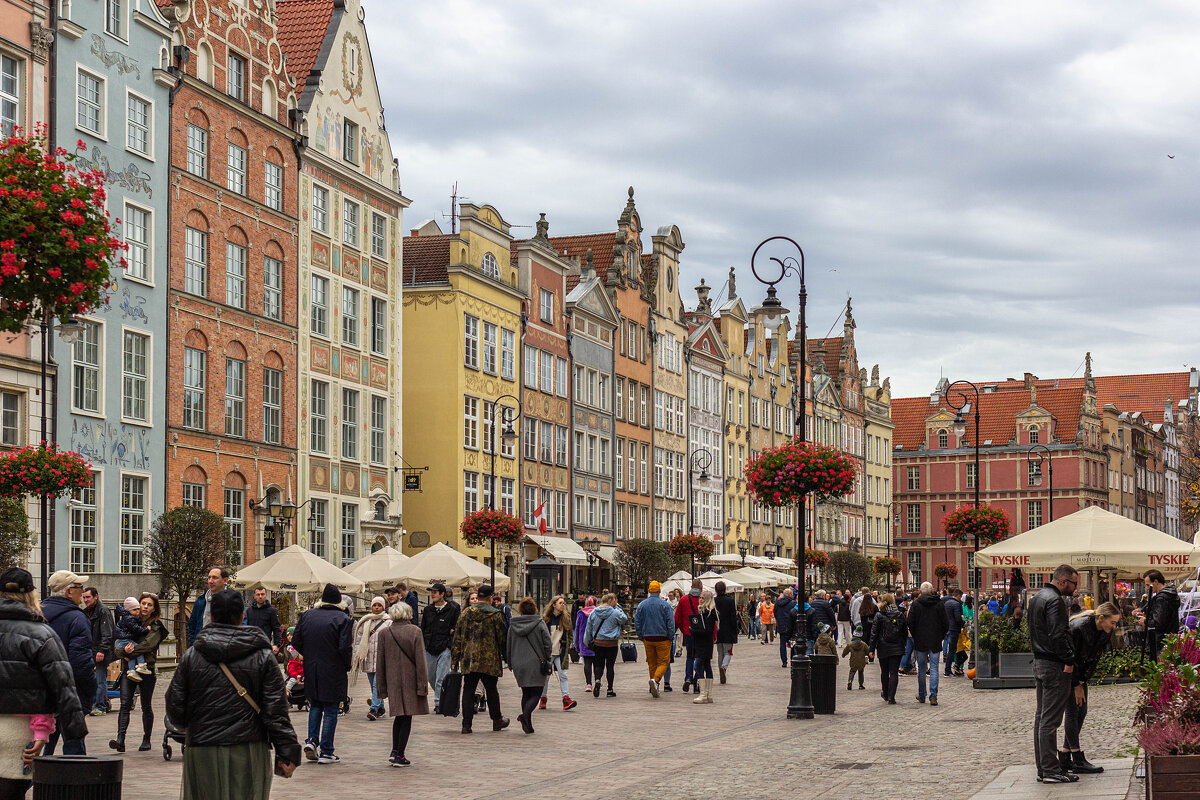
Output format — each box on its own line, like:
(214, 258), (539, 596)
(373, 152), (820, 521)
(450, 586), (511, 732)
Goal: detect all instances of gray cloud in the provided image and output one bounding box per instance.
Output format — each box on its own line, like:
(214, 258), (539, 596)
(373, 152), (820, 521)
(367, 0), (1200, 397)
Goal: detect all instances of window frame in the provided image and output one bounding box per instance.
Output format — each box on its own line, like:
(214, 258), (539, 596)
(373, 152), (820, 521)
(185, 122), (207, 178)
(310, 380), (328, 454)
(105, 0), (126, 38)
(0, 390), (21, 447)
(120, 328), (150, 425)
(71, 320), (103, 416)
(311, 183), (329, 233)
(224, 240), (247, 309)
(342, 118), (358, 164)
(122, 201), (152, 284)
(124, 90), (151, 158)
(226, 51), (247, 103)
(262, 366), (282, 445)
(370, 212), (387, 259)
(119, 471), (149, 573)
(69, 472), (99, 573)
(310, 274), (329, 338)
(370, 395), (387, 465)
(262, 256), (282, 321)
(341, 388), (358, 461)
(224, 357), (245, 438)
(342, 197), (360, 248)
(184, 226), (207, 296)
(75, 67), (105, 138)
(370, 297), (387, 355)
(341, 285), (359, 348)
(226, 142), (247, 195)
(182, 346), (206, 431)
(0, 54), (20, 138)
(263, 160), (283, 211)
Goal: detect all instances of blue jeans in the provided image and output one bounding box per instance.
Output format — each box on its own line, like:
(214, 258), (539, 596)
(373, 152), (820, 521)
(780, 635), (791, 666)
(366, 673), (384, 715)
(899, 638), (915, 671)
(692, 657), (713, 679)
(683, 635), (696, 684)
(307, 701), (339, 756)
(540, 655), (569, 699)
(806, 639), (816, 655)
(943, 630), (960, 673)
(94, 663), (110, 710)
(915, 650), (940, 700)
(426, 648), (452, 706)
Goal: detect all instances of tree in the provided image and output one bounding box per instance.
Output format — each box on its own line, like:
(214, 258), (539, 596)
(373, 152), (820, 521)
(613, 538), (673, 593)
(823, 550), (874, 593)
(0, 497), (32, 568)
(146, 506), (233, 659)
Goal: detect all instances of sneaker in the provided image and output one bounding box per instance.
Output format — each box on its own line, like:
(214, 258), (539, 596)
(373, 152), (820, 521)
(90, 708), (105, 717)
(126, 669), (142, 683)
(391, 756), (410, 767)
(366, 710), (378, 721)
(562, 696), (577, 711)
(847, 682), (853, 691)
(649, 679), (659, 697)
(929, 696), (938, 706)
(663, 683), (673, 692)
(303, 740), (318, 761)
(135, 663), (152, 675)
(1037, 772), (1078, 783)
(593, 682), (601, 698)
(584, 684), (592, 693)
(317, 753), (340, 765)
(606, 689), (616, 697)
(538, 697), (547, 711)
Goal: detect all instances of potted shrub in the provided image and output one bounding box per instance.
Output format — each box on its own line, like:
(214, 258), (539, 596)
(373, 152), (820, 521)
(459, 508), (524, 547)
(1136, 630), (1200, 795)
(942, 506), (1011, 546)
(744, 439), (857, 508)
(933, 562), (959, 583)
(975, 610), (1032, 679)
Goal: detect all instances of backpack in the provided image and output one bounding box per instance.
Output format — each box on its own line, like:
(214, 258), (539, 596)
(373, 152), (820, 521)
(880, 612), (907, 646)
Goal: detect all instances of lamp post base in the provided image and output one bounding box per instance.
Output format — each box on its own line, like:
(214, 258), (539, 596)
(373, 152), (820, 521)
(786, 640), (814, 719)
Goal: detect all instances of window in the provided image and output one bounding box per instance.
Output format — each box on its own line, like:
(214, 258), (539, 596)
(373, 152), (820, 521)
(340, 503), (357, 566)
(72, 322), (101, 413)
(907, 466), (920, 491)
(523, 345), (537, 387)
(463, 471), (479, 515)
(462, 315), (479, 369)
(311, 275), (328, 337)
(126, 94), (149, 155)
(123, 204), (150, 281)
(556, 426), (567, 466)
(76, 71), (103, 134)
(260, 256), (282, 321)
(182, 348), (206, 430)
(640, 444), (649, 494)
(640, 386), (649, 426)
(185, 227), (207, 296)
(185, 123), (207, 177)
(555, 357), (567, 398)
(540, 420), (554, 463)
(121, 331), (148, 422)
(223, 358), (245, 437)
(226, 143), (246, 194)
(481, 252), (499, 280)
(224, 488), (244, 558)
(120, 475), (146, 572)
(524, 486), (538, 525)
(341, 286), (359, 347)
(966, 463), (977, 489)
(262, 367), (281, 444)
(225, 242), (246, 308)
(310, 380), (328, 452)
(370, 396), (386, 464)
(499, 406), (515, 458)
(227, 52), (246, 102)
(556, 491), (568, 531)
(1029, 425), (1040, 445)
(343, 198), (359, 247)
(309, 500), (327, 558)
(341, 389), (358, 460)
(481, 322), (497, 374)
(906, 504), (921, 534)
(105, 0), (124, 36)
(540, 351), (554, 394)
(1028, 500), (1043, 530)
(312, 185), (329, 232)
(343, 119), (357, 163)
(539, 288), (554, 324)
(526, 424), (539, 462)
(370, 298), (387, 354)
(0, 55), (19, 137)
(500, 329), (515, 380)
(937, 429), (948, 449)
(0, 391), (18, 446)
(264, 161), (282, 211)
(70, 477), (97, 573)
(463, 396), (478, 449)
(370, 212), (387, 259)
(907, 552), (922, 584)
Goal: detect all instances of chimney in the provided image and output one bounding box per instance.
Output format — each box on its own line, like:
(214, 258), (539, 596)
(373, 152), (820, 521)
(1024, 372), (1037, 389)
(410, 228), (420, 237)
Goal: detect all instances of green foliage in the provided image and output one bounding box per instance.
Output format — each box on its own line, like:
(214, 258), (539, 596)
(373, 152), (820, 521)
(1092, 647), (1151, 683)
(745, 439), (858, 507)
(614, 538), (673, 592)
(822, 550), (874, 593)
(976, 610), (1031, 653)
(0, 497), (32, 568)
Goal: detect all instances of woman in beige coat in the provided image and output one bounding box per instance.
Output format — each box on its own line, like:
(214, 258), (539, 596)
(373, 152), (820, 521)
(375, 602), (429, 767)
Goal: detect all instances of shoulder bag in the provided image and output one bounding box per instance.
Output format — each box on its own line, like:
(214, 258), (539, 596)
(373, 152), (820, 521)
(218, 662), (262, 714)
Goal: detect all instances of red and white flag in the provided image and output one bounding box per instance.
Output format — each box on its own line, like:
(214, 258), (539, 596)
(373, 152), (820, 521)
(533, 502), (548, 535)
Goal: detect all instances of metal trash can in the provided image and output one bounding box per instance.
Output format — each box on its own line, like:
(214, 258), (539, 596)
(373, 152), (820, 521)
(33, 755), (122, 800)
(808, 653), (838, 715)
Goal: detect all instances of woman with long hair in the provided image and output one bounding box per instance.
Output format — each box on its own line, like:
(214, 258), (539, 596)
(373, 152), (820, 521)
(351, 596), (392, 721)
(1061, 603), (1121, 775)
(582, 593), (626, 698)
(690, 590), (719, 704)
(869, 593), (907, 704)
(573, 596), (598, 693)
(539, 596), (577, 711)
(858, 592), (878, 658)
(111, 593), (167, 752)
(0, 568), (87, 800)
(507, 598), (551, 734)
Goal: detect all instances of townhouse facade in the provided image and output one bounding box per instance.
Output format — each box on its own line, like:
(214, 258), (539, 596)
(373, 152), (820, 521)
(650, 226), (688, 544)
(684, 280), (727, 553)
(713, 271), (752, 556)
(746, 309), (795, 559)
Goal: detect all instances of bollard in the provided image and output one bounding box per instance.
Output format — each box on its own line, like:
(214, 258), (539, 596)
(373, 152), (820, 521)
(32, 754), (122, 800)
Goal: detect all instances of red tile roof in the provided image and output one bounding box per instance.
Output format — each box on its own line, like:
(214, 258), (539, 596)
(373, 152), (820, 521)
(892, 386), (1084, 451)
(809, 336), (842, 377)
(401, 234), (452, 285)
(546, 234), (617, 284)
(979, 372), (1190, 422)
(277, 0), (334, 86)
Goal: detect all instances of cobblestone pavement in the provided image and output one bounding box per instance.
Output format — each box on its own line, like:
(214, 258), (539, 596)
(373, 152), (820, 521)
(80, 639), (1141, 799)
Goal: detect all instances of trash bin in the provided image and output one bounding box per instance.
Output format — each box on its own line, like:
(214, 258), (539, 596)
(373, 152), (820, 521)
(808, 653), (838, 715)
(33, 755), (122, 800)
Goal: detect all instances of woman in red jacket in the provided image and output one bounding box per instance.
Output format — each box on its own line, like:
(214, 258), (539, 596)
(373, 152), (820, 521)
(674, 579), (702, 693)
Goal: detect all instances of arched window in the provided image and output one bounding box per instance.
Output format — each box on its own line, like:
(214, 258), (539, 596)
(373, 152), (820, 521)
(374, 500), (388, 522)
(937, 429), (948, 449)
(481, 252), (499, 280)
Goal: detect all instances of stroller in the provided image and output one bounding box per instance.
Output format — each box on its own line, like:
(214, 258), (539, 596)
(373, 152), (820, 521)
(162, 715), (186, 761)
(287, 679), (309, 712)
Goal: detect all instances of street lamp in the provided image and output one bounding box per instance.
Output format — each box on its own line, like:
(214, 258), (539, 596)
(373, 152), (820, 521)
(687, 448), (713, 572)
(1028, 444), (1054, 523)
(737, 537), (750, 567)
(488, 394), (522, 590)
(749, 234), (813, 720)
(580, 536), (601, 593)
(249, 497), (312, 556)
(945, 378), (981, 678)
(763, 542), (778, 559)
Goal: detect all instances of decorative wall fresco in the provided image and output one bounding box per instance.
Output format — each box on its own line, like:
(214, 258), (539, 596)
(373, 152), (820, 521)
(69, 419), (152, 470)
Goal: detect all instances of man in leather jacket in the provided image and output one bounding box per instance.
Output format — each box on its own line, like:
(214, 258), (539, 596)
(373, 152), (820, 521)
(1135, 570), (1178, 658)
(1028, 564), (1080, 784)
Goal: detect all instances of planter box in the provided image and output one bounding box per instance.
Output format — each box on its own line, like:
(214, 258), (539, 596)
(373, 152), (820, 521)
(1147, 754), (1200, 799)
(998, 652), (1034, 678)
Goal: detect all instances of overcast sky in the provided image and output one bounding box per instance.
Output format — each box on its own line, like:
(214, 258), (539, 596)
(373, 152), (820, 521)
(367, 0), (1200, 398)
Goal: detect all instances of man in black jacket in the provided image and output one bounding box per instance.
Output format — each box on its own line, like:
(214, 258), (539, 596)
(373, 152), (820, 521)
(43, 570), (95, 755)
(774, 589), (796, 668)
(293, 584), (353, 764)
(244, 587), (282, 654)
(942, 589), (965, 677)
(806, 590), (837, 655)
(421, 583), (460, 713)
(1136, 570), (1179, 658)
(908, 582), (950, 706)
(82, 586), (114, 715)
(1028, 563), (1080, 784)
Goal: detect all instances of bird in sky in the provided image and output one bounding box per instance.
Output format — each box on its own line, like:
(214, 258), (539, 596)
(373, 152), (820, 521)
(1167, 154), (1175, 159)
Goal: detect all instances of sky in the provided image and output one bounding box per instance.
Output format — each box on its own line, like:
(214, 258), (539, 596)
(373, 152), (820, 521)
(365, 0), (1200, 398)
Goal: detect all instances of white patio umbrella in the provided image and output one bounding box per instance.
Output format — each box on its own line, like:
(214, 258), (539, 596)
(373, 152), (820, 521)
(666, 570), (693, 581)
(343, 546), (411, 592)
(706, 554), (746, 567)
(230, 544), (364, 593)
(659, 574), (744, 596)
(394, 542), (511, 592)
(714, 567), (776, 589)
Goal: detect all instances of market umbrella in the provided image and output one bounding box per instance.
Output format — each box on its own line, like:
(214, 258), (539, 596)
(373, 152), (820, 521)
(974, 506), (1200, 578)
(659, 574), (744, 596)
(230, 544), (364, 593)
(394, 542), (511, 592)
(706, 554), (746, 567)
(666, 570), (693, 581)
(714, 567), (776, 589)
(344, 546), (411, 592)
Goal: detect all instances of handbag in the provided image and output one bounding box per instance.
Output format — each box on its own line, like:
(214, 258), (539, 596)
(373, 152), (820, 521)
(539, 656), (554, 676)
(218, 662), (262, 714)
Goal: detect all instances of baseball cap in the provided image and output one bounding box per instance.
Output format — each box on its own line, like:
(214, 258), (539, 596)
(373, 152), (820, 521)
(430, 582), (447, 594)
(0, 567), (35, 594)
(47, 570), (87, 594)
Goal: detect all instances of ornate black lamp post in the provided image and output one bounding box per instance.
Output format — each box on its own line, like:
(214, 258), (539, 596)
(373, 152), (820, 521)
(1028, 444), (1054, 523)
(946, 379), (982, 673)
(749, 235), (813, 720)
(687, 449), (713, 574)
(581, 536), (601, 593)
(488, 394), (522, 589)
(737, 537), (750, 567)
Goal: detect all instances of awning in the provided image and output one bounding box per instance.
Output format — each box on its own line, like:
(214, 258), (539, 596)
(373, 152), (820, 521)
(597, 545), (618, 565)
(525, 534), (590, 566)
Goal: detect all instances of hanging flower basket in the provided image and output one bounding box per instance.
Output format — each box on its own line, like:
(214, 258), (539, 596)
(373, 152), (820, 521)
(873, 556), (901, 576)
(942, 506), (1011, 546)
(667, 532), (715, 562)
(0, 443), (93, 499)
(0, 126), (125, 334)
(460, 508), (524, 548)
(934, 562), (959, 581)
(745, 439), (858, 508)
(804, 549), (829, 569)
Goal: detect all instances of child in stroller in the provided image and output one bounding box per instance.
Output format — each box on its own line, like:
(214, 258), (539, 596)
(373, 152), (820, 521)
(284, 628), (308, 711)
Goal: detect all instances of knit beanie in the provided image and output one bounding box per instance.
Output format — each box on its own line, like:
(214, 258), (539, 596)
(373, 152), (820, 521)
(123, 597), (140, 613)
(320, 583), (342, 605)
(371, 595), (386, 609)
(649, 580), (662, 594)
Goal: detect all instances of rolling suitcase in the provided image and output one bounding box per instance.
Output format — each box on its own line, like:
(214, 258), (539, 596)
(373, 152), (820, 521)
(440, 670), (462, 717)
(620, 641), (638, 662)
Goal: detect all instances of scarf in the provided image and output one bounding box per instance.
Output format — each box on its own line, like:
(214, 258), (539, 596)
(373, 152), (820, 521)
(350, 610), (388, 680)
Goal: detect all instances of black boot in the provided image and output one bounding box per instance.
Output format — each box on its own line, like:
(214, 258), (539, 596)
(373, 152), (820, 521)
(1070, 751), (1104, 774)
(109, 736), (124, 753)
(138, 733), (152, 752)
(1058, 751), (1073, 774)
